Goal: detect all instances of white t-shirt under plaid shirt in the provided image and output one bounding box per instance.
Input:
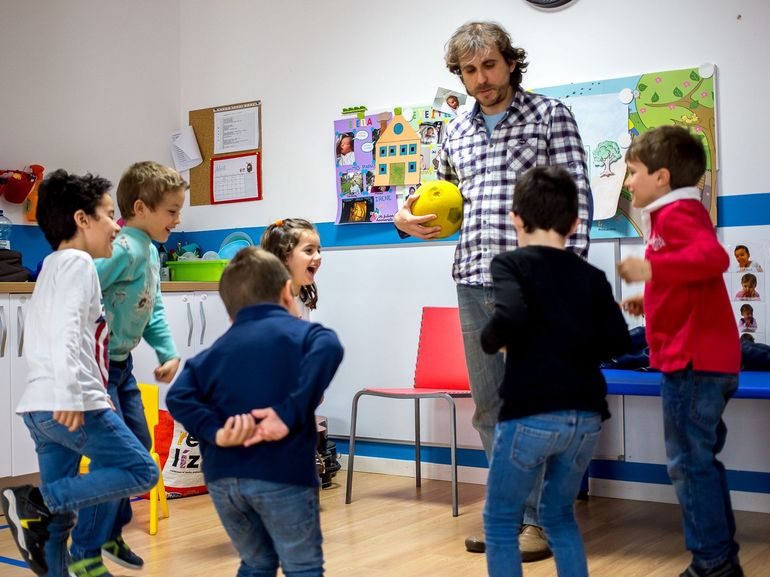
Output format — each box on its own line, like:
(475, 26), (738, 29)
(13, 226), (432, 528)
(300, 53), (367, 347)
(438, 89), (592, 286)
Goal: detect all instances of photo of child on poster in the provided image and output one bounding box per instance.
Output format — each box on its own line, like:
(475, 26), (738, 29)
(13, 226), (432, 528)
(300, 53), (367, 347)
(432, 87), (468, 116)
(728, 241), (767, 343)
(334, 113), (399, 224)
(333, 107), (454, 224)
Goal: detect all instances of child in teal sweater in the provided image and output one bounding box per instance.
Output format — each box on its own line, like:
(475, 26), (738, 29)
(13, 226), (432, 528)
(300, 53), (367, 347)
(69, 161), (187, 577)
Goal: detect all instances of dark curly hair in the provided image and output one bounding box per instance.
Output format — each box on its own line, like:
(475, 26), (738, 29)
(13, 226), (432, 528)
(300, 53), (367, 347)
(36, 169), (112, 249)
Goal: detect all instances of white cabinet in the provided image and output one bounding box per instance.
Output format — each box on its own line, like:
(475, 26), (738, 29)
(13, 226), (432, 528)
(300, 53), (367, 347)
(1, 287), (229, 480)
(0, 293), (37, 477)
(131, 291), (230, 408)
(0, 296), (12, 478)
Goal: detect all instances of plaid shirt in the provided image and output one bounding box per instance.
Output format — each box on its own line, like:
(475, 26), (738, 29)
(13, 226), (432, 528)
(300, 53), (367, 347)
(438, 89), (592, 286)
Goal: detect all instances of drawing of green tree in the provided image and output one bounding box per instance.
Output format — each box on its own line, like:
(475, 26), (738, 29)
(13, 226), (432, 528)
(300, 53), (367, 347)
(633, 67), (717, 220)
(593, 140), (622, 177)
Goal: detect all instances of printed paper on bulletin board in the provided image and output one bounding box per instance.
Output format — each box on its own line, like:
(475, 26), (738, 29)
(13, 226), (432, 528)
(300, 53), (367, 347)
(210, 152), (262, 205)
(188, 100), (262, 206)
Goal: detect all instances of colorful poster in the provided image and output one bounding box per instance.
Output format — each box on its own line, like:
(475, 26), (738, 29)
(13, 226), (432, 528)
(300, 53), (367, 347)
(537, 64), (718, 239)
(727, 242), (767, 345)
(395, 105), (453, 208)
(333, 113), (399, 224)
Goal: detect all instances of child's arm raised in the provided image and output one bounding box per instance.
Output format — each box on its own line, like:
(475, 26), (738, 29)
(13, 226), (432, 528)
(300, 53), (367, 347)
(647, 203), (729, 283)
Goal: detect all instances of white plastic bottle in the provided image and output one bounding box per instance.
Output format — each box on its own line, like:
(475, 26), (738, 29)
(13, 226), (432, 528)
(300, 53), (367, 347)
(0, 210), (11, 250)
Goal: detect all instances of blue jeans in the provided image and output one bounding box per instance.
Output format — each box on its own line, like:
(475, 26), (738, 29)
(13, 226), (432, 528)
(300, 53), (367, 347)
(23, 409), (158, 577)
(71, 356), (152, 559)
(484, 411), (602, 577)
(207, 478), (323, 577)
(456, 283), (543, 527)
(661, 369), (740, 570)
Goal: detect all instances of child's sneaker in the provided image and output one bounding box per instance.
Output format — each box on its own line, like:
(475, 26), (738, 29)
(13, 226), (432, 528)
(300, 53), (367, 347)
(0, 485), (52, 576)
(101, 535), (144, 569)
(68, 556), (114, 577)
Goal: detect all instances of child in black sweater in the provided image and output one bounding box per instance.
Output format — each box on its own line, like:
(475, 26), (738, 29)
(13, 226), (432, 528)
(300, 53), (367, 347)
(480, 166), (630, 577)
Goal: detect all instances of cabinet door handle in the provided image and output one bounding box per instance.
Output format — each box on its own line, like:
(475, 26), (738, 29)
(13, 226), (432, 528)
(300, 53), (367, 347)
(199, 301), (206, 345)
(186, 301), (193, 347)
(0, 306), (6, 358)
(17, 305), (24, 357)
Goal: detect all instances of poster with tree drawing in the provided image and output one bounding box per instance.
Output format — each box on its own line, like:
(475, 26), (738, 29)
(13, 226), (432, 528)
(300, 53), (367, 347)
(537, 64), (717, 239)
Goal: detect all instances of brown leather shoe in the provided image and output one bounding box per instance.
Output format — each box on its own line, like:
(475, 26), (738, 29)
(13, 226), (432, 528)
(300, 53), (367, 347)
(519, 524), (552, 562)
(465, 534), (485, 553)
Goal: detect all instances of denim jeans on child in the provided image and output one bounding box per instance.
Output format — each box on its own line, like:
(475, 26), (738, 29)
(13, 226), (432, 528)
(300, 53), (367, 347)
(660, 369), (740, 571)
(70, 355), (152, 559)
(207, 478), (323, 577)
(456, 283), (543, 526)
(23, 409), (158, 577)
(483, 411), (602, 577)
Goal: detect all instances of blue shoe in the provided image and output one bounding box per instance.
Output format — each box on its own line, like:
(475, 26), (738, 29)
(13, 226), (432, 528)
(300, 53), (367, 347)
(102, 536), (143, 569)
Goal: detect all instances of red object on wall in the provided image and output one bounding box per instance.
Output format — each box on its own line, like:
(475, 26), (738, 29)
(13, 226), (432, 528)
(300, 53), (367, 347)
(0, 168), (38, 204)
(23, 165), (44, 222)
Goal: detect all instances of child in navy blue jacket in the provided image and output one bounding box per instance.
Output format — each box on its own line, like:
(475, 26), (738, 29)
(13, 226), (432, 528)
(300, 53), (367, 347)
(166, 247), (344, 577)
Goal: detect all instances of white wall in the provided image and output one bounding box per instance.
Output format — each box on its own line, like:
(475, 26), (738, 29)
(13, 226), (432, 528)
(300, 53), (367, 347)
(0, 0), (182, 222)
(176, 0), (769, 233)
(175, 0), (770, 450)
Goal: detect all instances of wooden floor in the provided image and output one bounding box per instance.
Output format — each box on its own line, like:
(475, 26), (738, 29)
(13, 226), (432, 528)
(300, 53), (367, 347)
(2, 471), (770, 576)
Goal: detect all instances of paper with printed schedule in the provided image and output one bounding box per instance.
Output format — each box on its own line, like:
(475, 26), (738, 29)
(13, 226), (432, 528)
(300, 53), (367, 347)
(214, 102), (261, 154)
(169, 126), (203, 172)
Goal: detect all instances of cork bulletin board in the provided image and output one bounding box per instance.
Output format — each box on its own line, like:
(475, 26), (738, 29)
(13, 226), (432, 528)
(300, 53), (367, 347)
(188, 100), (262, 206)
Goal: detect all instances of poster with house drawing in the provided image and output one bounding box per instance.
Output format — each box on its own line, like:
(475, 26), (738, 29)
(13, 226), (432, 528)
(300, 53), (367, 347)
(333, 107), (453, 221)
(334, 113), (400, 223)
(537, 64), (718, 239)
(372, 112), (422, 188)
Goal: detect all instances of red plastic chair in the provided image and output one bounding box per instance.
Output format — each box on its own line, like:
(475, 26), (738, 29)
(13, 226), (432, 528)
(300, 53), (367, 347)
(345, 306), (471, 516)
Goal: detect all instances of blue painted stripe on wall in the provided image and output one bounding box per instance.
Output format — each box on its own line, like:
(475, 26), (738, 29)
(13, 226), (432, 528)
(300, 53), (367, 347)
(166, 221), (457, 256)
(331, 437), (770, 494)
(10, 192), (770, 269)
(9, 225), (49, 270)
(717, 193), (770, 228)
(168, 192), (770, 253)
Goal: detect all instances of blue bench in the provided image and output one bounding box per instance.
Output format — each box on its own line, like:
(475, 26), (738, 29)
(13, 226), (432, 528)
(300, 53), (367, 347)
(581, 370), (770, 496)
(603, 369), (770, 399)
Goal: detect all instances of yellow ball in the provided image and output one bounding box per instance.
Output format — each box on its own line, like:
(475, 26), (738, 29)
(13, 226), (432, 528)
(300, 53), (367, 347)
(411, 180), (463, 239)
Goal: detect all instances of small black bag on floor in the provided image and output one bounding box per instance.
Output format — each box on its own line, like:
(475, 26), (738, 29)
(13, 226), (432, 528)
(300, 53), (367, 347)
(321, 440), (341, 489)
(316, 418), (341, 489)
(0, 250), (30, 282)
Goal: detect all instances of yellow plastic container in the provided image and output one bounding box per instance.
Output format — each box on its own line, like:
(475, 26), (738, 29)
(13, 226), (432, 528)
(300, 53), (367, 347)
(166, 260), (229, 281)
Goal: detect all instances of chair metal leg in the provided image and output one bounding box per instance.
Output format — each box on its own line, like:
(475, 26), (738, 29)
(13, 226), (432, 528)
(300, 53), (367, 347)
(445, 395), (459, 517)
(414, 398), (421, 488)
(345, 390), (365, 504)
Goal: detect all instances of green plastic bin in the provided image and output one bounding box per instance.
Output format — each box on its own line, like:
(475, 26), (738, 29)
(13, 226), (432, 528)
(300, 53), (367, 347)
(166, 260), (229, 282)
